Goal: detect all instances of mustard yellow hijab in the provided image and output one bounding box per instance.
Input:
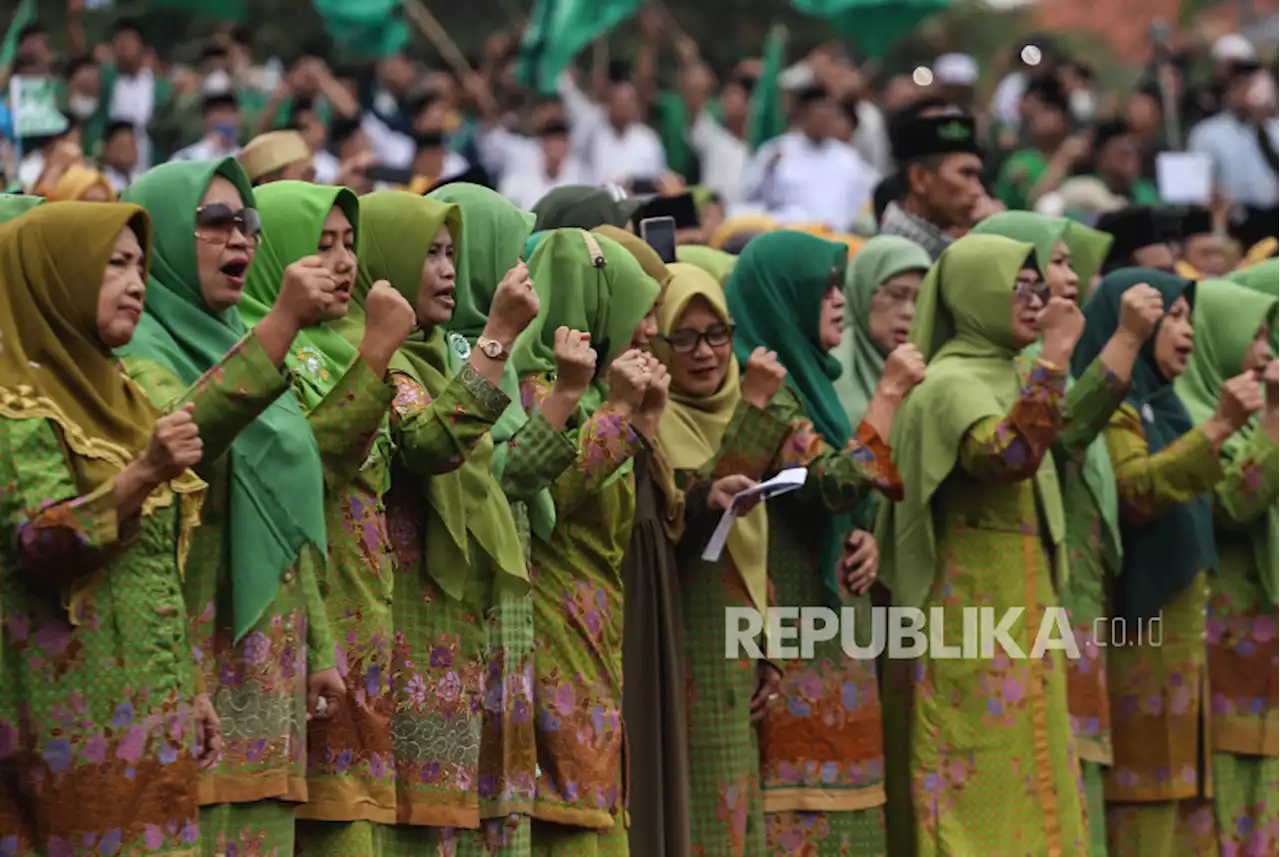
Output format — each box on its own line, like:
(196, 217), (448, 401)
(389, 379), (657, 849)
(51, 166), (117, 202)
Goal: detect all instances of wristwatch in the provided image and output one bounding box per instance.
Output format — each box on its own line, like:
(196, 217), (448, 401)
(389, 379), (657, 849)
(476, 335), (510, 361)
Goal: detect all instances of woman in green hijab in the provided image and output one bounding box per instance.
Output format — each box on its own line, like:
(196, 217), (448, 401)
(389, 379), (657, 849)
(531, 185), (641, 232)
(426, 182), (585, 855)
(234, 180), (420, 856)
(1174, 279), (1279, 857)
(970, 211), (1161, 857)
(509, 227), (660, 856)
(1228, 258), (1280, 352)
(675, 244), (737, 285)
(351, 191), (540, 853)
(877, 234), (1091, 856)
(724, 230), (914, 857)
(117, 158), (346, 856)
(1070, 269), (1262, 855)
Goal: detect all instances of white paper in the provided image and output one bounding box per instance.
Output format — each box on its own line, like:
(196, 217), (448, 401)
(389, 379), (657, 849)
(1155, 151), (1213, 205)
(701, 468), (808, 562)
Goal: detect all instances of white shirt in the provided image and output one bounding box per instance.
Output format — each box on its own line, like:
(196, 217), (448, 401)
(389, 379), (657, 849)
(103, 165), (137, 192)
(558, 77), (666, 185)
(1187, 112), (1280, 208)
(688, 111), (749, 206)
(314, 150), (341, 184)
(109, 70), (157, 169)
(361, 111), (414, 169)
(169, 138), (241, 163)
(742, 131), (879, 231)
(499, 154), (589, 210)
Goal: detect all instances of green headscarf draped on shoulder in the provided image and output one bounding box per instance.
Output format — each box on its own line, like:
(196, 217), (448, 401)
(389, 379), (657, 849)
(675, 244), (737, 285)
(118, 158), (327, 643)
(1227, 258), (1277, 295)
(1176, 279), (1278, 605)
(723, 229), (852, 606)
(833, 234), (931, 426)
(356, 190), (526, 597)
(509, 228), (662, 486)
(531, 185), (640, 231)
(877, 234), (1067, 610)
(971, 210), (1122, 572)
(0, 194), (43, 222)
(426, 182), (556, 541)
(1072, 268), (1211, 622)
(237, 181), (362, 411)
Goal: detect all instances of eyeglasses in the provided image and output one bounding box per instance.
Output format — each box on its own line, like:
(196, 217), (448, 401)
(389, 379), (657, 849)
(661, 324), (734, 354)
(1013, 277), (1051, 304)
(194, 204), (262, 246)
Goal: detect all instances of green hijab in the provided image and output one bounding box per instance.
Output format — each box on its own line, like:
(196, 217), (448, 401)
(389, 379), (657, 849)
(531, 185), (640, 231)
(523, 230), (547, 259)
(237, 181), (362, 411)
(356, 190), (527, 597)
(117, 158), (327, 643)
(0, 194), (43, 223)
(1227, 258), (1277, 295)
(833, 235), (931, 426)
(723, 230), (853, 605)
(1072, 268), (1213, 622)
(675, 244), (738, 285)
(1176, 278), (1278, 605)
(426, 182), (556, 540)
(509, 228), (662, 485)
(877, 234), (1067, 610)
(971, 210), (1122, 572)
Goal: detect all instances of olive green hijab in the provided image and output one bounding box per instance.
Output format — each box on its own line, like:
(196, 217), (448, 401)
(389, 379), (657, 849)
(1176, 279), (1278, 605)
(356, 190), (526, 597)
(426, 181), (556, 541)
(1228, 259), (1279, 353)
(675, 244), (737, 285)
(509, 228), (662, 489)
(118, 158), (327, 643)
(971, 210), (1122, 573)
(833, 235), (931, 426)
(237, 181), (362, 411)
(877, 234), (1068, 609)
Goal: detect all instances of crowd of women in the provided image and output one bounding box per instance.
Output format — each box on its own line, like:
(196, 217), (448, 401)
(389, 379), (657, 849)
(0, 163), (1275, 857)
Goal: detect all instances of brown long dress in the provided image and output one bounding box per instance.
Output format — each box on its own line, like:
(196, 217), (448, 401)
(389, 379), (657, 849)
(621, 442), (692, 857)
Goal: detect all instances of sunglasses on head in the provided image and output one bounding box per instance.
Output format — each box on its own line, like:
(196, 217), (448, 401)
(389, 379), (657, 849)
(662, 323), (735, 354)
(195, 203), (262, 245)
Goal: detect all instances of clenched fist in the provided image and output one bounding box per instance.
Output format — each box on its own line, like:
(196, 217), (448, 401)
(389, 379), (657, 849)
(1215, 371), (1265, 431)
(606, 349), (652, 410)
(484, 261), (540, 346)
(740, 347), (787, 408)
(276, 256), (339, 327)
(363, 280), (417, 352)
(1039, 296), (1086, 362)
(876, 344), (926, 402)
(552, 327), (598, 395)
(1118, 284), (1165, 342)
(143, 404), (203, 482)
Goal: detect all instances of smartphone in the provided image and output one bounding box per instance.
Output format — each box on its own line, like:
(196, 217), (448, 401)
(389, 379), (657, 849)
(363, 164), (415, 186)
(631, 177), (661, 195)
(640, 216), (677, 264)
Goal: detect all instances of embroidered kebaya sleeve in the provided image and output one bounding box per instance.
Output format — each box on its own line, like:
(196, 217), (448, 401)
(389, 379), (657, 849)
(121, 333), (290, 468)
(958, 360), (1067, 482)
(1054, 356), (1129, 461)
(1104, 403), (1224, 525)
(1213, 427), (1279, 529)
(1, 417), (132, 584)
(301, 357), (396, 491)
(765, 386), (903, 510)
(699, 400), (793, 483)
(391, 363), (509, 477)
(520, 373), (644, 518)
(498, 410), (578, 501)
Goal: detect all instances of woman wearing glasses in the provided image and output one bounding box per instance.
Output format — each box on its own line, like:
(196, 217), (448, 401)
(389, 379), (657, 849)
(117, 158), (344, 857)
(722, 231), (920, 857)
(1072, 271), (1267, 856)
(878, 234), (1090, 856)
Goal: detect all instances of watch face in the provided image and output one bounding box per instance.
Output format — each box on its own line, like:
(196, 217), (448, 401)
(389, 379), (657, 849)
(482, 339), (504, 357)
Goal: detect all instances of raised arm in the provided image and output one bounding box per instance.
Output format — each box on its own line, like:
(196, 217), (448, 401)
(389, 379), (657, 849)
(392, 364), (509, 477)
(959, 360), (1067, 482)
(300, 357), (396, 491)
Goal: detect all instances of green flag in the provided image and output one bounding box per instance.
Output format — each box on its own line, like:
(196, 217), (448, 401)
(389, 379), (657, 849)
(311, 0), (408, 58)
(748, 26), (786, 150)
(791, 0), (950, 60)
(0, 0), (38, 67)
(518, 0), (642, 94)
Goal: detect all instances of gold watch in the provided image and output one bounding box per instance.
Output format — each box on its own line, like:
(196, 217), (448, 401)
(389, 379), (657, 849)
(476, 335), (509, 361)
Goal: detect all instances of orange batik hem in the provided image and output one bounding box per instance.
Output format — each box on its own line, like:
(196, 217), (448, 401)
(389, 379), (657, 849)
(394, 796), (480, 828)
(294, 781), (397, 824)
(530, 802), (618, 830)
(196, 771), (306, 806)
(1212, 711), (1279, 757)
(762, 784), (886, 814)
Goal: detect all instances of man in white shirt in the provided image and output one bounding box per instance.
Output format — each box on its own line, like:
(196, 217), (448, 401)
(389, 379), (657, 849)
(741, 85), (878, 231)
(1187, 60), (1279, 211)
(499, 118), (588, 210)
(559, 74), (666, 187)
(688, 74), (752, 207)
(100, 120), (141, 191)
(105, 20), (160, 170)
(169, 92), (241, 162)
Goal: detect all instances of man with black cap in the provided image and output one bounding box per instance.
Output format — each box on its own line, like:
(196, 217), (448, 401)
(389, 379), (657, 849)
(1095, 206), (1178, 274)
(879, 111), (984, 259)
(1174, 206), (1229, 278)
